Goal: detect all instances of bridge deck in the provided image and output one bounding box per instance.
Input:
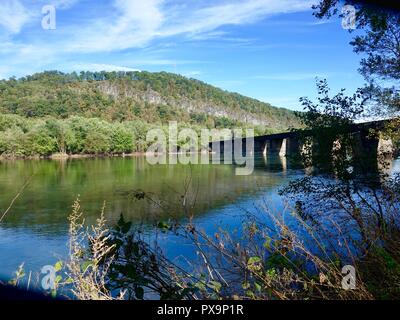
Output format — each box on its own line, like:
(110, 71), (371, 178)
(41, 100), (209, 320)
(211, 119), (394, 145)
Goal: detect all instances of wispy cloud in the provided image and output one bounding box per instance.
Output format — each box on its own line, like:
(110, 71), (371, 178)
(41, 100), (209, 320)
(160, 0), (316, 39)
(1, 0), (316, 55)
(310, 19), (333, 26)
(182, 70), (202, 77)
(0, 0), (32, 34)
(52, 0), (80, 10)
(0, 0), (80, 35)
(0, 0), (317, 78)
(71, 63), (140, 72)
(68, 0), (164, 52)
(70, 0), (313, 63)
(115, 58), (205, 66)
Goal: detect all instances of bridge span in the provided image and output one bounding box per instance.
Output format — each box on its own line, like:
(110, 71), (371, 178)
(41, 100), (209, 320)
(210, 119), (397, 159)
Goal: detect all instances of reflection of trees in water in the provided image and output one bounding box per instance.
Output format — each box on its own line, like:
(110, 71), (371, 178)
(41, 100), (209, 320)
(0, 156), (289, 232)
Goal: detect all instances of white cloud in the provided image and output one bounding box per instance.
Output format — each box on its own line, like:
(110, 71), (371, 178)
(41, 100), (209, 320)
(131, 58), (204, 66)
(71, 63), (140, 72)
(0, 0), (318, 77)
(0, 0), (32, 34)
(61, 0), (316, 53)
(0, 1), (80, 35)
(161, 0), (315, 37)
(0, 65), (12, 79)
(52, 0), (80, 9)
(182, 70), (202, 77)
(311, 19), (332, 26)
(69, 0), (164, 52)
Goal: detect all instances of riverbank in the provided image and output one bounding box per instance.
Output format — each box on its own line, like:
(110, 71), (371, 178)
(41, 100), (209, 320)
(0, 150), (212, 161)
(0, 152), (144, 161)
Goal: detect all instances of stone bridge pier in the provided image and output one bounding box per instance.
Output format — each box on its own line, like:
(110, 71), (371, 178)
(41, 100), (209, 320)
(350, 131), (394, 175)
(210, 119), (397, 167)
(253, 134), (303, 157)
(351, 131), (394, 158)
(264, 139), (287, 156)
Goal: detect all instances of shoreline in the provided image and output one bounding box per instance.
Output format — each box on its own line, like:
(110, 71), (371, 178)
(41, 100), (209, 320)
(0, 151), (212, 161)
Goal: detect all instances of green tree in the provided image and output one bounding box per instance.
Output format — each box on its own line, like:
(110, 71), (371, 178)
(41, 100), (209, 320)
(22, 123), (57, 156)
(111, 125), (134, 154)
(313, 1), (400, 112)
(0, 127), (25, 157)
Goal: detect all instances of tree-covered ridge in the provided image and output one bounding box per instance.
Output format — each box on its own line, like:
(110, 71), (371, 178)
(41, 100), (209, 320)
(0, 70), (303, 157)
(0, 71), (301, 131)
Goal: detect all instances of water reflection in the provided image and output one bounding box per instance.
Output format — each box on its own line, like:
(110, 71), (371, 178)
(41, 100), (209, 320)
(0, 155), (304, 278)
(0, 155), (397, 281)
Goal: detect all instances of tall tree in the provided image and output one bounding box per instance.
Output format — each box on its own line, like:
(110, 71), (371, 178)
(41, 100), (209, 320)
(313, 1), (400, 113)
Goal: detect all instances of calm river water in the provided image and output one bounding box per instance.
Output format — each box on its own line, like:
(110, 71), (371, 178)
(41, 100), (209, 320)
(0, 155), (398, 283)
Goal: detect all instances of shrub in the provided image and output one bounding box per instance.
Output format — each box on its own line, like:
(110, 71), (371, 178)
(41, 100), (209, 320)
(110, 125), (134, 154)
(21, 123), (57, 156)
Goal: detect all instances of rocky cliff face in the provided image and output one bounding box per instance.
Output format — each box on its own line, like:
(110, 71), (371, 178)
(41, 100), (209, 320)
(0, 71), (301, 132)
(95, 81), (296, 129)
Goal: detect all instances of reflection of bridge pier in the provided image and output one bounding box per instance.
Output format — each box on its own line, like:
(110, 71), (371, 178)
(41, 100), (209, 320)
(260, 154), (287, 172)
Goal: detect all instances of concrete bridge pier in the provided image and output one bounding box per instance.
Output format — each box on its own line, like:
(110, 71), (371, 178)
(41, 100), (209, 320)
(352, 131), (394, 158)
(377, 135), (394, 158)
(351, 131), (394, 175)
(210, 119), (398, 168)
(253, 138), (267, 155)
(377, 136), (395, 175)
(264, 138), (287, 157)
(285, 137), (304, 158)
(234, 137), (256, 156)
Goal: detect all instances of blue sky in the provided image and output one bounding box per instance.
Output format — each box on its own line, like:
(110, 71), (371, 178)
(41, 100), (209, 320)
(0, 0), (365, 111)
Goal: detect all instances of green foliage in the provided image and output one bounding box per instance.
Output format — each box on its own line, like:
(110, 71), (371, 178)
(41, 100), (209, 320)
(0, 70), (301, 130)
(0, 115), (150, 156)
(23, 122), (57, 156)
(358, 245), (400, 299)
(0, 70), (304, 157)
(313, 1), (400, 111)
(0, 112), (288, 157)
(0, 127), (25, 157)
(110, 125), (134, 153)
(296, 79), (367, 176)
(8, 263), (25, 287)
(104, 214), (198, 300)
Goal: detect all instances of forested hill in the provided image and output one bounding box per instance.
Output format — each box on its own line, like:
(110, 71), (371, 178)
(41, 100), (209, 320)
(0, 71), (301, 133)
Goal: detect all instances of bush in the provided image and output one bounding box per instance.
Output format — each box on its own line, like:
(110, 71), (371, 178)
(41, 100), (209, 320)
(110, 125), (134, 154)
(0, 127), (25, 156)
(22, 123), (57, 156)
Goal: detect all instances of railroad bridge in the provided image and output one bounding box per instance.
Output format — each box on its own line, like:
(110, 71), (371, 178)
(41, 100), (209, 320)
(210, 119), (397, 159)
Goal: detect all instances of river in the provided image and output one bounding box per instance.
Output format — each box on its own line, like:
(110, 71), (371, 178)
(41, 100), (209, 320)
(0, 155), (398, 284)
